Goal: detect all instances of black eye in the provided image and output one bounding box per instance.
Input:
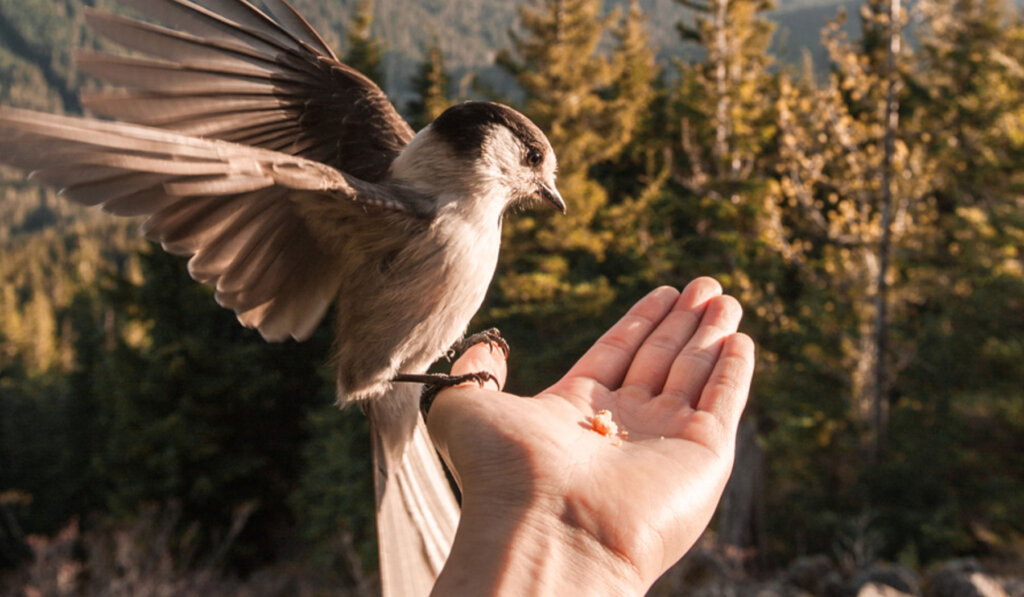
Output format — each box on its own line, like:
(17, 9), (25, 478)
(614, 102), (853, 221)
(525, 148), (543, 167)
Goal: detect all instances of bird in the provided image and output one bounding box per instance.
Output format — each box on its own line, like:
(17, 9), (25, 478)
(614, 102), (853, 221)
(0, 1), (564, 595)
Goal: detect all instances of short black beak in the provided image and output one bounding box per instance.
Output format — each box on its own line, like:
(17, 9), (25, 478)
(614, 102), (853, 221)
(538, 182), (567, 214)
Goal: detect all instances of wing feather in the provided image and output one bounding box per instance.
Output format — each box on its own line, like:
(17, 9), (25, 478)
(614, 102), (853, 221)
(149, 194), (250, 251)
(125, 0), (295, 57)
(60, 172), (174, 207)
(2, 0), (429, 341)
(83, 94), (287, 127)
(144, 111), (294, 139)
(77, 52), (278, 94)
(0, 107), (426, 341)
(260, 0), (337, 58)
(82, 11), (281, 73)
(81, 0), (413, 180)
(163, 174), (276, 196)
(102, 187), (180, 218)
(213, 201), (293, 293)
(31, 167), (139, 194)
(174, 195), (277, 279)
(237, 245), (343, 342)
(217, 229), (312, 311)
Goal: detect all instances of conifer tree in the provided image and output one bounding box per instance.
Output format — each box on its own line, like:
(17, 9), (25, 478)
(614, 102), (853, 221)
(826, 10), (927, 449)
(609, 0), (658, 157)
(912, 0), (1024, 288)
(914, 0), (1024, 216)
(344, 0), (384, 87)
(0, 284), (23, 368)
(674, 0), (777, 181)
(657, 0), (785, 328)
(408, 40), (452, 131)
(497, 0), (616, 256)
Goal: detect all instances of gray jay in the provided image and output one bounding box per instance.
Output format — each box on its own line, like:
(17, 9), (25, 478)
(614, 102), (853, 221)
(0, 1), (564, 595)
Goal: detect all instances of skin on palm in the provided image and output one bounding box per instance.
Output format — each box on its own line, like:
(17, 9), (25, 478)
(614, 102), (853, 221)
(427, 277), (755, 594)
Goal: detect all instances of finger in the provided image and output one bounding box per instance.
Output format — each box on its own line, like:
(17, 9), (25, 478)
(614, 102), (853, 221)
(449, 342), (507, 391)
(561, 286), (680, 389)
(661, 294), (743, 407)
(696, 333), (755, 430)
(620, 277), (722, 397)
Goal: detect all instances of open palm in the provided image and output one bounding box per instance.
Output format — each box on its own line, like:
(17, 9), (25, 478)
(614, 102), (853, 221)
(428, 277), (755, 591)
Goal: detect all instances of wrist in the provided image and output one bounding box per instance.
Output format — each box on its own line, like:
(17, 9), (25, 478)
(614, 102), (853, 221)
(432, 494), (646, 596)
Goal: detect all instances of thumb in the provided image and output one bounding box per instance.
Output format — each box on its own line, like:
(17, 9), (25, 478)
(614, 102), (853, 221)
(449, 342), (508, 392)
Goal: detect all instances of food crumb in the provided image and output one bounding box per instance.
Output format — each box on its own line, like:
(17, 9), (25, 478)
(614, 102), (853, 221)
(587, 410), (629, 446)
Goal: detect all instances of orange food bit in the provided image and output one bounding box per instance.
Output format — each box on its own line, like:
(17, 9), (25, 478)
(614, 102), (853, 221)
(588, 410), (629, 446)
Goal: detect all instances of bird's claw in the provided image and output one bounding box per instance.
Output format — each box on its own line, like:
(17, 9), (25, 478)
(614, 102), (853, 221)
(393, 371), (500, 413)
(446, 328), (510, 361)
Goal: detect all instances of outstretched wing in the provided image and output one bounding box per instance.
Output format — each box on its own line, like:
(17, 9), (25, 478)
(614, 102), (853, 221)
(0, 107), (429, 342)
(78, 0), (413, 182)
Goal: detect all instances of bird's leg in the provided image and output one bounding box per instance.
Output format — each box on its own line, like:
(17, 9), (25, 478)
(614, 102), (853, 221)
(394, 371), (500, 413)
(445, 327), (509, 361)
(398, 328), (510, 413)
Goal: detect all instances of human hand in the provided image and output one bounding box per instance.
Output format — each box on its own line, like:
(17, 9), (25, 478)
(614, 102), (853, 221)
(427, 277), (755, 595)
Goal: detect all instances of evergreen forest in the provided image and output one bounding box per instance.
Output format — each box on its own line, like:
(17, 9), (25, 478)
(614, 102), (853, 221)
(1, 0), (1023, 593)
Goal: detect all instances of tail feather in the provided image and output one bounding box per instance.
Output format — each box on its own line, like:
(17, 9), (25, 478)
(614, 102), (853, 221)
(369, 386), (459, 597)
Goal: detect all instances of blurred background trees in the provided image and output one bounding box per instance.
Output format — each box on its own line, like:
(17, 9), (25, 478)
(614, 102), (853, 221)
(1, 0), (1023, 586)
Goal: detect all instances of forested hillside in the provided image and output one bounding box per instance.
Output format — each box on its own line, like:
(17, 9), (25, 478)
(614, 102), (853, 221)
(2, 0), (1024, 593)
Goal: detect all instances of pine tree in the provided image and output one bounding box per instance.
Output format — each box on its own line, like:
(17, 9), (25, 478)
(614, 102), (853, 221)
(497, 0), (616, 256)
(407, 40), (452, 131)
(344, 0), (384, 87)
(751, 5), (956, 556)
(598, 3), (672, 290)
(609, 0), (658, 159)
(674, 0), (777, 182)
(914, 0), (1024, 215)
(0, 284), (23, 370)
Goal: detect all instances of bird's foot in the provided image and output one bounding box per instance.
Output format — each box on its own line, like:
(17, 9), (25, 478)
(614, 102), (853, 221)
(393, 371), (500, 413)
(446, 327), (509, 361)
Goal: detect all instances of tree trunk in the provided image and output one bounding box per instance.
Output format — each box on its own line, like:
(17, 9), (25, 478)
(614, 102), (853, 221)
(717, 419), (766, 571)
(871, 0), (901, 459)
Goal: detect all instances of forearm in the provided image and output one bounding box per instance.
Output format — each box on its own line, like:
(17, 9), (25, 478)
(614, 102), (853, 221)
(432, 497), (646, 596)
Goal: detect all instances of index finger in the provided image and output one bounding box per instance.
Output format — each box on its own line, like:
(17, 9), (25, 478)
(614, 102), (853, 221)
(561, 286), (680, 389)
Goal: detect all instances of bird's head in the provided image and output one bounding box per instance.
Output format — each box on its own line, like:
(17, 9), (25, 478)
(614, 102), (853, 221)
(392, 101), (565, 217)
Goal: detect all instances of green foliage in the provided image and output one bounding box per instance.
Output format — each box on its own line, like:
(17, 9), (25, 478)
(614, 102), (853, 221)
(344, 0), (385, 87)
(86, 248), (333, 570)
(290, 401), (376, 575)
(0, 378), (79, 536)
(407, 41), (453, 130)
